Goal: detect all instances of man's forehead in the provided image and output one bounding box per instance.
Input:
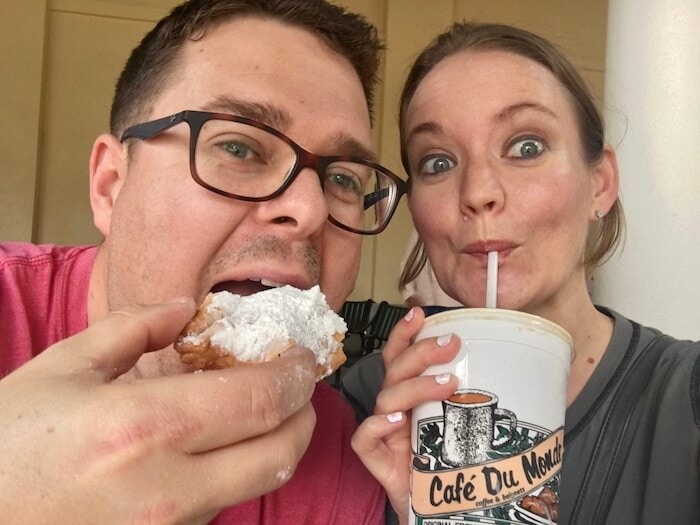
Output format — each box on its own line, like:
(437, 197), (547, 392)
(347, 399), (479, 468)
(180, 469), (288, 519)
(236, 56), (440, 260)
(155, 18), (374, 157)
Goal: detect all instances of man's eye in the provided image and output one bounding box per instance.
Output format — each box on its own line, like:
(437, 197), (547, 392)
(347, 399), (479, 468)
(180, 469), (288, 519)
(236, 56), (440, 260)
(329, 171), (361, 193)
(223, 141), (254, 159)
(507, 138), (545, 159)
(419, 155), (455, 175)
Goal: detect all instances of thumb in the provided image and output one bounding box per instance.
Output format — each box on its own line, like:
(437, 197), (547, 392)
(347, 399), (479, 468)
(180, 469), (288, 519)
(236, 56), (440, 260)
(42, 298), (196, 380)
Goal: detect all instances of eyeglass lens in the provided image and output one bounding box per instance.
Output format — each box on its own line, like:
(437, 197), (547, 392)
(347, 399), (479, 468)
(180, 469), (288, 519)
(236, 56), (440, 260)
(194, 119), (396, 233)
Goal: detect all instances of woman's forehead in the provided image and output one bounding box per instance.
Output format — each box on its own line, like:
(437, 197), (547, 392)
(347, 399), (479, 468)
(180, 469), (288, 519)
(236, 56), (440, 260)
(406, 50), (574, 127)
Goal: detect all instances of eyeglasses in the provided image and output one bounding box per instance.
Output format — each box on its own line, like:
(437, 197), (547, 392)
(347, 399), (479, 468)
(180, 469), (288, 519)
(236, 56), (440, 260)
(120, 110), (408, 235)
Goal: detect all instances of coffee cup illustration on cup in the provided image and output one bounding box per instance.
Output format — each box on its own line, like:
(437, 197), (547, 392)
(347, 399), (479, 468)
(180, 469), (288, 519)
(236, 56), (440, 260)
(441, 388), (517, 467)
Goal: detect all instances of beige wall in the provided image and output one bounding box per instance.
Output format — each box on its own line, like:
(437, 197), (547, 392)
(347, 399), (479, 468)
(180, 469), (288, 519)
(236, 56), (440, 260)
(0, 0), (607, 305)
(0, 0), (46, 242)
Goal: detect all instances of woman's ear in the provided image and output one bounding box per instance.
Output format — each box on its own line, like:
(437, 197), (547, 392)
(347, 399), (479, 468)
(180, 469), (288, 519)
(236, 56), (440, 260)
(89, 134), (127, 236)
(590, 144), (620, 220)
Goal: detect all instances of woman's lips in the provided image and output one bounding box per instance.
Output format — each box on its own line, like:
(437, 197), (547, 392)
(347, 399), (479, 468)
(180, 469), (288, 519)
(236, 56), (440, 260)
(462, 241), (516, 265)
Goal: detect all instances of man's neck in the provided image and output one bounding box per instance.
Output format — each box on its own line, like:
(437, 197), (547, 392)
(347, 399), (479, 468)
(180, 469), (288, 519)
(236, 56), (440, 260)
(87, 244), (193, 379)
(87, 245), (110, 326)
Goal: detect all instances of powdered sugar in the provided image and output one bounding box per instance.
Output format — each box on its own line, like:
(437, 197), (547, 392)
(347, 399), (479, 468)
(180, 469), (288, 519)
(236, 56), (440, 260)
(183, 285), (346, 364)
(276, 465), (292, 482)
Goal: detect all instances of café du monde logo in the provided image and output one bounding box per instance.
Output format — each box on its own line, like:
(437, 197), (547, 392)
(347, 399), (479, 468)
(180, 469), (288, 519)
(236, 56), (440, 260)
(411, 388), (563, 524)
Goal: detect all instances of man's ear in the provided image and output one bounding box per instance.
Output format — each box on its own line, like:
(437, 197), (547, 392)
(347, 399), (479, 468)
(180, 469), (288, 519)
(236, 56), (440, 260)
(590, 144), (620, 220)
(89, 134), (127, 236)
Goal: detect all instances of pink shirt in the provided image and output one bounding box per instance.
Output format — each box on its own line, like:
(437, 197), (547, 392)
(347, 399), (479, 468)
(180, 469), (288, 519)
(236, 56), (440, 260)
(0, 242), (384, 524)
(0, 242), (96, 375)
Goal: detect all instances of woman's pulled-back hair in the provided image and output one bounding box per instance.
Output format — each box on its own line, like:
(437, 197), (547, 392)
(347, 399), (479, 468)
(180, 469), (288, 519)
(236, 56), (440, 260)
(110, 0), (383, 137)
(399, 22), (624, 291)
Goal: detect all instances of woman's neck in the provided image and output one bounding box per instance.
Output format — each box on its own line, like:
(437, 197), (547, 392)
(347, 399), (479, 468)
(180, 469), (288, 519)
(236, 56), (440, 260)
(533, 289), (613, 406)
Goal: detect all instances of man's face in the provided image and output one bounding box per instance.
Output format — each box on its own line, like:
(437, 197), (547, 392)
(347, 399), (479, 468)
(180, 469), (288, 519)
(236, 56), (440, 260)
(97, 17), (370, 313)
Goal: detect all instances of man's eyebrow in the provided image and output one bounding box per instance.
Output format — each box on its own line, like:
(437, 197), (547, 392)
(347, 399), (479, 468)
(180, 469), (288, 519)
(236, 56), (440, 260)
(495, 102), (558, 122)
(328, 133), (378, 162)
(201, 96), (377, 162)
(203, 96), (292, 130)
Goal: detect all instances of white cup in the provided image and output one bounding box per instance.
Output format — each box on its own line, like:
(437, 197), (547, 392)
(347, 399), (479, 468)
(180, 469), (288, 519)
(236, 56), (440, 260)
(409, 308), (572, 525)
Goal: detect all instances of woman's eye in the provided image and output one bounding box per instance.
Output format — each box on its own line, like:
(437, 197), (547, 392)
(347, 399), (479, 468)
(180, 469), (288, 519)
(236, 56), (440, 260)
(419, 155), (455, 175)
(507, 138), (545, 159)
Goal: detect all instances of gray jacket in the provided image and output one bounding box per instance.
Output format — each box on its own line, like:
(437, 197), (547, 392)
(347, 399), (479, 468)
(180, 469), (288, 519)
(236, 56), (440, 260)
(341, 307), (700, 524)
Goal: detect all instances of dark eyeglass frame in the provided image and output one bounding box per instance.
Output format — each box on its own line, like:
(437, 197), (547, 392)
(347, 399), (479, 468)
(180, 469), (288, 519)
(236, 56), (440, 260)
(120, 110), (408, 235)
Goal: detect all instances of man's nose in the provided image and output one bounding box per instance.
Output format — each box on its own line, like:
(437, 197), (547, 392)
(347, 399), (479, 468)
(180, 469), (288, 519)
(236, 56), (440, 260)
(255, 165), (329, 232)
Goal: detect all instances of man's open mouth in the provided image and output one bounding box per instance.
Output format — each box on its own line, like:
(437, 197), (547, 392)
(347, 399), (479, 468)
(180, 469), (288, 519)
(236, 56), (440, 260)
(210, 278), (288, 297)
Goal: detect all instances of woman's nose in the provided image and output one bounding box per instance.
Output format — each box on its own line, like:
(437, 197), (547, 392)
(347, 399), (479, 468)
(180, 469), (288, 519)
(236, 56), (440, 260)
(459, 162), (505, 218)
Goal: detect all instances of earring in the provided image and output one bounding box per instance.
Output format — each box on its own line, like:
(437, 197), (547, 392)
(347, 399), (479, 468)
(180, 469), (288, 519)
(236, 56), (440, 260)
(595, 209), (605, 220)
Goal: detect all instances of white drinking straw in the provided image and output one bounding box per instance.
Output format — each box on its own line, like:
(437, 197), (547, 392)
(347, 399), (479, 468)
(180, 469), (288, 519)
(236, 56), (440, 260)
(486, 251), (498, 308)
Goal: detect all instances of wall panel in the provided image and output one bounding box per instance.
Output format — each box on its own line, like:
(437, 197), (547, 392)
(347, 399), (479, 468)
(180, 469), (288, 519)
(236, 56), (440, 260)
(37, 9), (164, 243)
(0, 0), (46, 241)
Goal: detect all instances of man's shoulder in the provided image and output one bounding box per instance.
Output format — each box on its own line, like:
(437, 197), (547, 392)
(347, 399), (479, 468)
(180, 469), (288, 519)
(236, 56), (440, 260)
(311, 379), (356, 420)
(0, 242), (97, 365)
(221, 378), (385, 524)
(0, 242), (95, 270)
(0, 243), (98, 295)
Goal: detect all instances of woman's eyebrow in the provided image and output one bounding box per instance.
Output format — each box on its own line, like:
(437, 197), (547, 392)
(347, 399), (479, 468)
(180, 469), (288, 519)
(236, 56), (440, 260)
(405, 121), (443, 145)
(495, 102), (559, 123)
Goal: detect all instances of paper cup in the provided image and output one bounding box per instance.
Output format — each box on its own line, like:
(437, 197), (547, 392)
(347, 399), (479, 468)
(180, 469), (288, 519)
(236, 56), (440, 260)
(409, 308), (572, 524)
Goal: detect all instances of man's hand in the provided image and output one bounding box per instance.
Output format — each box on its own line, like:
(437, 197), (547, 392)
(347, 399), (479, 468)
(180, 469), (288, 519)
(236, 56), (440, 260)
(0, 299), (317, 524)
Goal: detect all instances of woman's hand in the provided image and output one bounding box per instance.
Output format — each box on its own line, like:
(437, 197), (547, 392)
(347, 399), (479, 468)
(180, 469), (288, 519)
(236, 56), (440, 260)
(351, 307), (460, 523)
(0, 300), (317, 524)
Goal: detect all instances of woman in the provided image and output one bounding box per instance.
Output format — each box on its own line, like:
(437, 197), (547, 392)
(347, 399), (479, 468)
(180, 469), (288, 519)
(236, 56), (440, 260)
(345, 22), (700, 525)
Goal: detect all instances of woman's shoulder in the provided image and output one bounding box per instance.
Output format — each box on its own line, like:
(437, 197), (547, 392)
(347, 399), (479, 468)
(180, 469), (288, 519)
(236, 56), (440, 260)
(339, 352), (385, 423)
(583, 307), (699, 425)
(617, 313), (700, 427)
(599, 306), (699, 355)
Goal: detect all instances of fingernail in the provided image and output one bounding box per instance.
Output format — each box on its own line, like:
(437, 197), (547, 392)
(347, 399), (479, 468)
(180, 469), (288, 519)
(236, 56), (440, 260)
(435, 373), (452, 385)
(404, 308), (415, 322)
(386, 411), (404, 423)
(436, 334), (452, 347)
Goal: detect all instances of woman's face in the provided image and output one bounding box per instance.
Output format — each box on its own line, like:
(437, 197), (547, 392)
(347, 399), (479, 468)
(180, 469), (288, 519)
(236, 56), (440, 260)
(404, 50), (599, 315)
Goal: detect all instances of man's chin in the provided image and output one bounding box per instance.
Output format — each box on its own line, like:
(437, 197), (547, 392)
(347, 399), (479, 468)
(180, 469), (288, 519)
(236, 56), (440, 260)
(114, 346), (190, 382)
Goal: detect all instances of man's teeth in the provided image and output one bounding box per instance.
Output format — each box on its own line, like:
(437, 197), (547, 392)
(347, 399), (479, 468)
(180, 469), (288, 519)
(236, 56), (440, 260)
(259, 278), (286, 288)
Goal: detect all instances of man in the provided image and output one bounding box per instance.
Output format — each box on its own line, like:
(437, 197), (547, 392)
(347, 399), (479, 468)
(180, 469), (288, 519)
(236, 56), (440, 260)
(0, 1), (408, 522)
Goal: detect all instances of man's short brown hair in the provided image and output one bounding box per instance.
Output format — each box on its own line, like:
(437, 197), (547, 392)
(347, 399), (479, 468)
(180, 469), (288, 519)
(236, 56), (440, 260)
(110, 0), (383, 136)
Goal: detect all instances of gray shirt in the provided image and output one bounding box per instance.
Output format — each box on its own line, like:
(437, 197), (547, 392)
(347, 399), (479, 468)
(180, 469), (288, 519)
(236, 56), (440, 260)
(341, 307), (700, 524)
